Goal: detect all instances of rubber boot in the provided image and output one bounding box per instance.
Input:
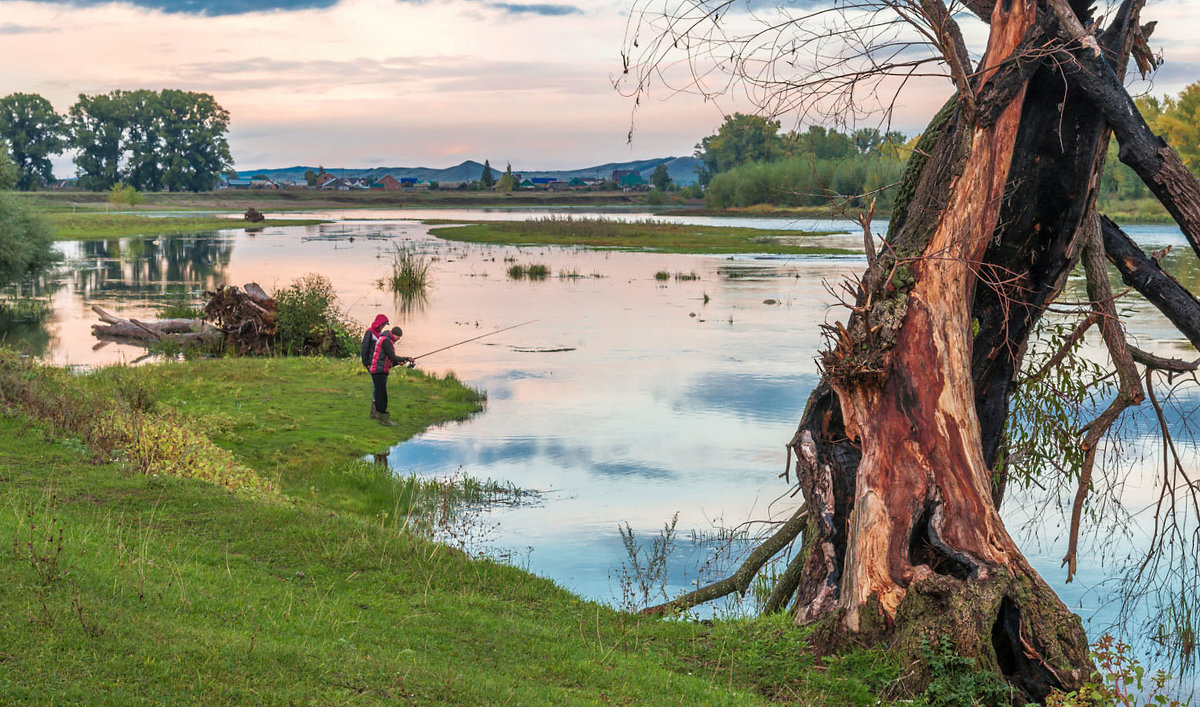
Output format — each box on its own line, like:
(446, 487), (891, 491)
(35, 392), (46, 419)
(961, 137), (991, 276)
(377, 412), (397, 427)
(370, 402), (379, 420)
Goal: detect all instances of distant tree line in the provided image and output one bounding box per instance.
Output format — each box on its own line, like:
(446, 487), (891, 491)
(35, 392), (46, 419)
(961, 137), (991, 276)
(695, 114), (910, 209)
(0, 90), (233, 192)
(698, 88), (1200, 211)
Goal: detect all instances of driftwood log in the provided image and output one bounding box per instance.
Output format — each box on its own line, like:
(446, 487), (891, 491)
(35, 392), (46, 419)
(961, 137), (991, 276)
(91, 305), (223, 347)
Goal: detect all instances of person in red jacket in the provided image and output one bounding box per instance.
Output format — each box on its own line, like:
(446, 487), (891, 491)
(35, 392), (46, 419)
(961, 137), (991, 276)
(368, 326), (414, 426)
(361, 314), (390, 419)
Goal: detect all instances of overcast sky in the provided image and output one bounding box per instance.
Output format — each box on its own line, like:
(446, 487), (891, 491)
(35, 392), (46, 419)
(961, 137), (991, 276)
(1, 0), (1196, 174)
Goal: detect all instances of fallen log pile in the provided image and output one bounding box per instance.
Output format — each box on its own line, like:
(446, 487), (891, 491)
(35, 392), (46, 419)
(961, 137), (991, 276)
(203, 283), (277, 355)
(90, 282), (277, 354)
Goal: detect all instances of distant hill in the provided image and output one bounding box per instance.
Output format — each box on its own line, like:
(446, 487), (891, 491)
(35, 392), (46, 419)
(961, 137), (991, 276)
(240, 157), (701, 186)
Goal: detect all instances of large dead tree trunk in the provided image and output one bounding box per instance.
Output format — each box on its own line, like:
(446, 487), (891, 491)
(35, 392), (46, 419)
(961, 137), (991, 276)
(784, 0), (1116, 700)
(633, 0), (1200, 698)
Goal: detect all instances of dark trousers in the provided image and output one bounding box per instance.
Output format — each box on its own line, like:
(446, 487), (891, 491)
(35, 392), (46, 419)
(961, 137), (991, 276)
(372, 372), (389, 414)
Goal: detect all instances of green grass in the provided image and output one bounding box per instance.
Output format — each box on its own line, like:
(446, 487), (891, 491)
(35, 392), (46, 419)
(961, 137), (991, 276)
(429, 216), (852, 255)
(0, 353), (898, 703)
(45, 212), (328, 241)
(1095, 196), (1173, 224)
(158, 299), (204, 319)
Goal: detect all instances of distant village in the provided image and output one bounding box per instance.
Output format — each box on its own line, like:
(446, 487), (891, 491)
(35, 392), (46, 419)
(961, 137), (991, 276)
(220, 169), (652, 192)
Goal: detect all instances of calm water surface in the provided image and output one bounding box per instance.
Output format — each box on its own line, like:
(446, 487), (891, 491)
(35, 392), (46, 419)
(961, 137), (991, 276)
(5, 210), (1197, 686)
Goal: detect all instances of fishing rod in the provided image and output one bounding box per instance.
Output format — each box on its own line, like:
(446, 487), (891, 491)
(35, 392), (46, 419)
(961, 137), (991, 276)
(411, 320), (537, 361)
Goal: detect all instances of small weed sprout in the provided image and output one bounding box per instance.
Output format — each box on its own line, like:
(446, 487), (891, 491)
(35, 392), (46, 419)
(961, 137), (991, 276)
(1047, 634), (1192, 707)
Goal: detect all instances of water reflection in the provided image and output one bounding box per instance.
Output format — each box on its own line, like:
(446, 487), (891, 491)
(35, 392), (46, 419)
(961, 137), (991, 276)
(66, 235), (234, 303)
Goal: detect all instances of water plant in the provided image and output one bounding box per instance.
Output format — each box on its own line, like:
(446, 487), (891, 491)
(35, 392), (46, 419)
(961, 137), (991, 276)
(612, 512), (678, 612)
(674, 271), (699, 281)
(507, 263), (549, 280)
(383, 243), (432, 297)
(654, 270), (671, 281)
(0, 297), (52, 323)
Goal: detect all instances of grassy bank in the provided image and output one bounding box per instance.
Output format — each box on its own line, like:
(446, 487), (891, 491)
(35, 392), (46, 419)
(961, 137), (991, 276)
(0, 353), (897, 704)
(46, 212), (328, 241)
(429, 216), (854, 255)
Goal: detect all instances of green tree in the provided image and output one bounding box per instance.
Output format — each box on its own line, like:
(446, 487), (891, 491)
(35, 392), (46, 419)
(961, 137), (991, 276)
(122, 89), (164, 191)
(650, 163), (673, 191)
(69, 91), (133, 191)
(0, 151), (16, 190)
(69, 89), (233, 192)
(156, 90), (233, 192)
(0, 192), (56, 284)
(789, 125), (854, 160)
(0, 93), (66, 190)
(694, 113), (784, 185)
(1145, 82), (1200, 172)
(496, 163), (517, 192)
(108, 183), (143, 208)
(479, 160), (496, 188)
(304, 169), (318, 187)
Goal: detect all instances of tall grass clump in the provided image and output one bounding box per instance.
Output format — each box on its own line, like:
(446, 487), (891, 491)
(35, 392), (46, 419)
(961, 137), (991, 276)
(654, 270), (671, 281)
(383, 243), (432, 297)
(273, 273), (357, 357)
(507, 263), (549, 280)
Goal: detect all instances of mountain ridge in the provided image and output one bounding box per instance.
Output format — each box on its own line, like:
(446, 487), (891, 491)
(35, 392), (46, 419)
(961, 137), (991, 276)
(239, 157), (701, 185)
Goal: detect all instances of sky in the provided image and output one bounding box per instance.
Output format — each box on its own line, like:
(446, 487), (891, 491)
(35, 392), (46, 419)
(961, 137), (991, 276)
(1, 0), (1198, 175)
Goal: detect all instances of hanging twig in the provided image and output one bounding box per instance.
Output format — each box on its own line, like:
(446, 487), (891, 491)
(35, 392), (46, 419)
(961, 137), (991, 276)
(1062, 213), (1145, 583)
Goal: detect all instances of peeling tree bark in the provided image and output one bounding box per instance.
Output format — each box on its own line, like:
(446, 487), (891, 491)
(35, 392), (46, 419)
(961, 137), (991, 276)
(776, 0), (1153, 700)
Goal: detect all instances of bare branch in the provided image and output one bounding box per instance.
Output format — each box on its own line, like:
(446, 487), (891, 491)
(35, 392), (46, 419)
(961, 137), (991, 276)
(641, 506), (807, 616)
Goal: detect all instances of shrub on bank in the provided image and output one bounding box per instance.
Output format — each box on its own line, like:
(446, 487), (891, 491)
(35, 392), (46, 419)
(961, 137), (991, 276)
(272, 273), (357, 357)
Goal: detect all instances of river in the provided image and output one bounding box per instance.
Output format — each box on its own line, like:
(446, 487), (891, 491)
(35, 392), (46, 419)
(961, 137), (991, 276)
(4, 208), (1197, 689)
